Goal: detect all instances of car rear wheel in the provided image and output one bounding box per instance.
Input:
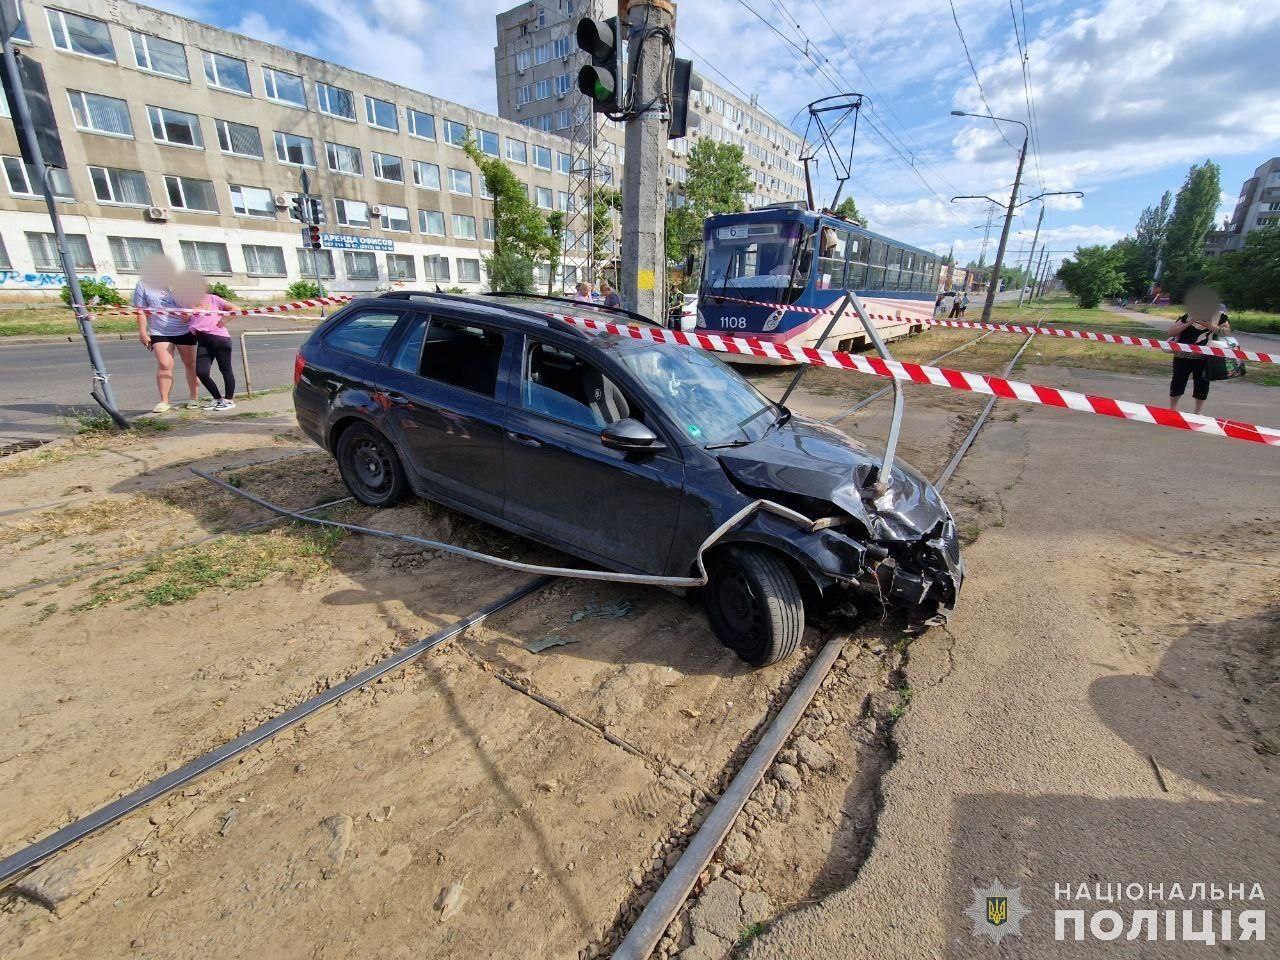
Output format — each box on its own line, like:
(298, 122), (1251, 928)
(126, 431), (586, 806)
(705, 546), (803, 666)
(336, 424), (409, 508)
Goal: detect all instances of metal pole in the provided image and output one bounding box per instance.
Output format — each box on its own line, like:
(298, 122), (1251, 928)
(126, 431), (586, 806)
(299, 169), (326, 300)
(0, 39), (125, 426)
(980, 131), (1028, 323)
(1018, 204), (1044, 309)
(620, 0), (674, 323)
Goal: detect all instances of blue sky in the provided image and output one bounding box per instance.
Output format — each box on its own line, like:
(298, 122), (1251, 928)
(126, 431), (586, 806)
(150, 0), (1280, 271)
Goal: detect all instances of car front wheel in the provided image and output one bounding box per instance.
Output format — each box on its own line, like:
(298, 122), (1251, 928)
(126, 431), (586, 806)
(705, 546), (804, 666)
(336, 423), (409, 507)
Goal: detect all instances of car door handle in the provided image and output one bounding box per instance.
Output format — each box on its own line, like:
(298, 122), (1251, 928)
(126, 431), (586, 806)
(381, 391), (409, 405)
(506, 431), (543, 448)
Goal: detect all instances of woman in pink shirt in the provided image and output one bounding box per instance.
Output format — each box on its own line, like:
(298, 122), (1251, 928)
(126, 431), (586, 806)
(172, 272), (236, 411)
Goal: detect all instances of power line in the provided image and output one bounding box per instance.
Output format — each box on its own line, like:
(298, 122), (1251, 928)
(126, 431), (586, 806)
(947, 0), (1018, 151)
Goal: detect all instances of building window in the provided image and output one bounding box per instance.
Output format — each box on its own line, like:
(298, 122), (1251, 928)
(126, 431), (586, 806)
(108, 236), (163, 273)
(407, 108), (435, 140)
(506, 139), (528, 165)
(325, 141), (363, 176)
(479, 175), (494, 200)
(297, 247), (335, 279)
(180, 239), (231, 274)
(344, 251), (378, 280)
(482, 217), (494, 241)
(478, 130), (500, 156)
(67, 90), (133, 137)
(448, 168), (473, 195)
(418, 209), (445, 236)
(3, 157), (73, 198)
(534, 186), (553, 210)
(316, 81), (355, 120)
(229, 183), (276, 218)
(532, 145), (552, 170)
(535, 79), (551, 101)
(554, 109), (572, 130)
(129, 31), (187, 80)
(534, 42), (551, 66)
(275, 131), (316, 167)
(443, 119), (467, 147)
(364, 95), (398, 131)
(515, 49), (531, 72)
(47, 9), (114, 61)
(164, 175), (218, 212)
(202, 50), (251, 95)
(452, 214), (477, 240)
(215, 119), (263, 159)
(148, 105), (203, 148)
(243, 244), (286, 276)
(553, 35), (571, 58)
(516, 84), (531, 107)
(335, 198), (370, 228)
(28, 232), (93, 271)
(557, 151), (573, 174)
(556, 190), (572, 212)
(457, 258), (481, 283)
(387, 253), (416, 281)
(423, 254), (450, 281)
(412, 160), (440, 191)
(554, 73), (572, 97)
(89, 166), (151, 206)
(372, 152), (404, 183)
(262, 66), (307, 108)
(379, 203), (410, 232)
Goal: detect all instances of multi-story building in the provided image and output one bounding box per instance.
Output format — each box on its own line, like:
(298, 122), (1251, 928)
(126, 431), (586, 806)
(1205, 156), (1280, 257)
(493, 0), (809, 216)
(0, 0), (588, 301)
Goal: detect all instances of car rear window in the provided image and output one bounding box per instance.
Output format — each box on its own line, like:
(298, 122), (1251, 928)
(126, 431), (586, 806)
(323, 309), (401, 360)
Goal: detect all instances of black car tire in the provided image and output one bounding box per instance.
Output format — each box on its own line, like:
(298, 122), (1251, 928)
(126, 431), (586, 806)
(336, 423), (409, 508)
(705, 546), (803, 666)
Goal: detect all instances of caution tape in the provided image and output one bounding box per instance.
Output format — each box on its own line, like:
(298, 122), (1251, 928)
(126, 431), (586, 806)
(92, 295), (354, 319)
(706, 292), (933, 325)
(703, 294), (1278, 364)
(547, 312), (1280, 448)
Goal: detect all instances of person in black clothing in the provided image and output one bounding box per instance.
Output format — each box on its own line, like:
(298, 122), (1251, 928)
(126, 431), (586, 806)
(1168, 286), (1230, 415)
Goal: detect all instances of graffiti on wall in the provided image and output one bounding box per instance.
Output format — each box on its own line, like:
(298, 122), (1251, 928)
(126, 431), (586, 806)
(0, 271), (117, 288)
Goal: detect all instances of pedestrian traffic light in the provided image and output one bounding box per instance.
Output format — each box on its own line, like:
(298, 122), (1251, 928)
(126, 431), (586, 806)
(576, 16), (625, 116)
(305, 225), (321, 250)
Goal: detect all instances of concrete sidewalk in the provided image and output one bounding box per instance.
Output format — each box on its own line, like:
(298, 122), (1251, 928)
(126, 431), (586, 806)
(1104, 303), (1280, 355)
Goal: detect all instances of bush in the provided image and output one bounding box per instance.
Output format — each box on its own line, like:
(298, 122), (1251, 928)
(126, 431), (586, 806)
(207, 281), (236, 300)
(60, 277), (126, 308)
(483, 248), (535, 294)
(285, 279), (322, 300)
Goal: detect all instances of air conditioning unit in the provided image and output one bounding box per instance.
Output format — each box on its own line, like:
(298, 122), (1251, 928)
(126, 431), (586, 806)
(274, 195), (289, 209)
(370, 204), (383, 216)
(145, 207), (169, 222)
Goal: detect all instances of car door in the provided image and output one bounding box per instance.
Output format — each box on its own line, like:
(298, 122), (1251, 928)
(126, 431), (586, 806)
(501, 334), (684, 574)
(375, 310), (511, 518)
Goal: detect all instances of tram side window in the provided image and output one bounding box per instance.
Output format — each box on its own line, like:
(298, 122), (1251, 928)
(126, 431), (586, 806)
(846, 235), (868, 289)
(816, 225), (849, 289)
(866, 239), (887, 289)
(900, 251), (915, 292)
(884, 246), (903, 290)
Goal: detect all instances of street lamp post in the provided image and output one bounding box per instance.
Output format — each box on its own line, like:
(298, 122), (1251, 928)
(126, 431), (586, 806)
(949, 110), (1027, 323)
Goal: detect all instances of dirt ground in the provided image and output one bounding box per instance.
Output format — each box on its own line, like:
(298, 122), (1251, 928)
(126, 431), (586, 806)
(0, 330), (1275, 960)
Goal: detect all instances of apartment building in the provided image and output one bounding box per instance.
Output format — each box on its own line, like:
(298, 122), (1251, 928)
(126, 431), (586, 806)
(493, 0), (809, 210)
(0, 0), (586, 300)
(1205, 156), (1280, 257)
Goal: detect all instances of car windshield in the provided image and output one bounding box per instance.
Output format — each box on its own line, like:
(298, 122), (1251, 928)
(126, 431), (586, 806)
(600, 338), (779, 446)
(701, 219), (812, 305)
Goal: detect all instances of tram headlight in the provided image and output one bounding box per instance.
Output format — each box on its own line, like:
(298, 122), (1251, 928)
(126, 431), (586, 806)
(762, 308), (784, 332)
(695, 309), (706, 329)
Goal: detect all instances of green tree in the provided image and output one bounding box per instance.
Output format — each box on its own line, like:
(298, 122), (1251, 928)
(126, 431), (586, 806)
(1160, 160), (1221, 300)
(592, 187), (622, 265)
(1109, 237), (1149, 298)
(1057, 245), (1124, 308)
(1133, 189), (1172, 287)
(1204, 221), (1280, 312)
(540, 210), (566, 295)
(464, 137), (552, 293)
(830, 195), (867, 226)
(664, 140), (753, 263)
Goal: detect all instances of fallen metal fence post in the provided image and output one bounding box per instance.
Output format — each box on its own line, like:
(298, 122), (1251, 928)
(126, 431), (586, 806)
(236, 329), (310, 398)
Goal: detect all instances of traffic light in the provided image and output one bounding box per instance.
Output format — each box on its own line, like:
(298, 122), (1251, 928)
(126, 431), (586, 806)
(576, 16), (624, 115)
(290, 194), (307, 222)
(305, 225), (321, 250)
(306, 196), (322, 224)
(668, 57), (693, 140)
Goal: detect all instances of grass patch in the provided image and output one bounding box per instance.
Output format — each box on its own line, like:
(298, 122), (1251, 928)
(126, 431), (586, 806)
(70, 409), (172, 435)
(989, 296), (1148, 333)
(889, 686), (913, 719)
(739, 921), (768, 945)
(1133, 304), (1280, 334)
(75, 524), (344, 610)
(0, 304), (138, 338)
(0, 495), (184, 547)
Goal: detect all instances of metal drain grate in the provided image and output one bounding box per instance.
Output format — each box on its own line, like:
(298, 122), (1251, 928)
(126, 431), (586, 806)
(0, 438), (51, 458)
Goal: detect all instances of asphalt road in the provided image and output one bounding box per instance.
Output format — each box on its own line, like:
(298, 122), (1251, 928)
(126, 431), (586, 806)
(0, 330), (308, 444)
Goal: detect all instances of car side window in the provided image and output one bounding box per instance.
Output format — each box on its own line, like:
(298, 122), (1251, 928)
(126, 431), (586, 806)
(417, 317), (505, 397)
(324, 309), (401, 361)
(389, 315), (427, 373)
(522, 339), (638, 431)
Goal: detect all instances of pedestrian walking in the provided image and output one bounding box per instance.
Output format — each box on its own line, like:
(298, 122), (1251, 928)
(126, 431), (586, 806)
(949, 293), (963, 319)
(958, 292), (970, 317)
(600, 279), (622, 309)
(573, 281), (594, 303)
(133, 255), (199, 413)
(172, 272), (237, 411)
(1168, 286), (1230, 416)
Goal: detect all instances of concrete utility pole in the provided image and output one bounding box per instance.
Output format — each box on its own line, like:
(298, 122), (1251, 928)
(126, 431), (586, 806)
(1031, 247), (1048, 300)
(620, 0), (674, 323)
(1018, 204), (1044, 308)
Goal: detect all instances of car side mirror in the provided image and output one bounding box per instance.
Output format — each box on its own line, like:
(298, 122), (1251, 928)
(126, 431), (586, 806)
(600, 418), (666, 453)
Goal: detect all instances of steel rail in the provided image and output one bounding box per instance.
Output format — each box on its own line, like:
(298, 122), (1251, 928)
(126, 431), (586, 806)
(0, 576), (552, 888)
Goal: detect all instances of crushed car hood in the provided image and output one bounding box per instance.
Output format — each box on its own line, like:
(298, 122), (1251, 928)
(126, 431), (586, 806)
(716, 413), (952, 541)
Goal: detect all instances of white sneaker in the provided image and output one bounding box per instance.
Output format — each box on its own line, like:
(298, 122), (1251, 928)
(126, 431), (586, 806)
(214, 399), (236, 411)
(150, 401), (171, 413)
(183, 399), (201, 410)
(202, 400), (221, 411)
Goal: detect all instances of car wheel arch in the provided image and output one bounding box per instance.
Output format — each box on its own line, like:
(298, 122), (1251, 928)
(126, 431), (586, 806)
(701, 535), (827, 608)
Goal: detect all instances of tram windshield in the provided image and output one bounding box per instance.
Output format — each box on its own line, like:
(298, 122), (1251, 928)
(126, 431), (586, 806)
(701, 219), (811, 305)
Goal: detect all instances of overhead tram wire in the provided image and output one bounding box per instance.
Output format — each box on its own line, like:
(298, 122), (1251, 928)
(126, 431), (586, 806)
(947, 0), (1018, 152)
(728, 0), (969, 226)
(1009, 0), (1046, 192)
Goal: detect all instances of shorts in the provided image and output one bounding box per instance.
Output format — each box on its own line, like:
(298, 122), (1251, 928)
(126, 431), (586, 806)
(149, 333), (196, 346)
(1170, 356), (1209, 401)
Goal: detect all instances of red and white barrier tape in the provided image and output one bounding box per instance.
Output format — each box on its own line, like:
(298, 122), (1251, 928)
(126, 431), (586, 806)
(92, 295), (353, 319)
(705, 294), (1278, 364)
(708, 293), (931, 325)
(547, 312), (1280, 448)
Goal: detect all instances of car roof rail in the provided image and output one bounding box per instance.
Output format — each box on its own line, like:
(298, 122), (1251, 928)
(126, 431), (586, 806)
(480, 290), (658, 328)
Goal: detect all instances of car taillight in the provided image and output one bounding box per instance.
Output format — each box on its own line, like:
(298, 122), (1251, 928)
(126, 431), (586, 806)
(293, 351), (305, 385)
